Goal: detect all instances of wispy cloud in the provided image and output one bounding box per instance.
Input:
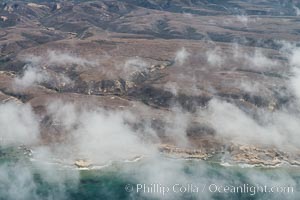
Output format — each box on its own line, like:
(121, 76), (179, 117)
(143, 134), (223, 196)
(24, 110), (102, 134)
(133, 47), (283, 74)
(175, 47), (190, 66)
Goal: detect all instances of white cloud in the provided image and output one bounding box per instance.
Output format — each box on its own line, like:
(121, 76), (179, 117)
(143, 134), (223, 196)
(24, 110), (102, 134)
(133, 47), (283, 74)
(233, 46), (278, 70)
(14, 62), (74, 89)
(293, 5), (300, 16)
(199, 95), (300, 149)
(124, 57), (149, 73)
(46, 50), (97, 66)
(23, 50), (97, 67)
(0, 157), (79, 200)
(164, 107), (191, 147)
(206, 47), (224, 67)
(45, 101), (154, 165)
(250, 50), (277, 69)
(238, 80), (262, 94)
(236, 15), (249, 25)
(0, 102), (40, 146)
(14, 65), (49, 88)
(287, 47), (300, 100)
(289, 47), (300, 67)
(164, 82), (179, 95)
(175, 47), (190, 66)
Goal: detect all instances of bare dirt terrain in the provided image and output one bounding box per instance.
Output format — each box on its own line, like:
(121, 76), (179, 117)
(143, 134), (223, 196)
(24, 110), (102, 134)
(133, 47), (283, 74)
(1, 0), (300, 167)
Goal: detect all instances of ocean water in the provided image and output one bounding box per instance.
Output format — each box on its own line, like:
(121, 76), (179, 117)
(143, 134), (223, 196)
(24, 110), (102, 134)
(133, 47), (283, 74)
(0, 147), (299, 200)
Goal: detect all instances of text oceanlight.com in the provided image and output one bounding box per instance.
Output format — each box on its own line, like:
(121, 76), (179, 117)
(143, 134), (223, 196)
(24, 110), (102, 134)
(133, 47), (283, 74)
(124, 183), (294, 196)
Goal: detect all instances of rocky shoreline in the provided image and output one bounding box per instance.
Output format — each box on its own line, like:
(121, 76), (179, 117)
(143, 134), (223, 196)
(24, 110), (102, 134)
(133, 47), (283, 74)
(158, 143), (300, 168)
(4, 144), (299, 170)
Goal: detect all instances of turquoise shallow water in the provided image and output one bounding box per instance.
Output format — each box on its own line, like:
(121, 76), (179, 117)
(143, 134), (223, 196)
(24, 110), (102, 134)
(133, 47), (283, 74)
(0, 147), (299, 200)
